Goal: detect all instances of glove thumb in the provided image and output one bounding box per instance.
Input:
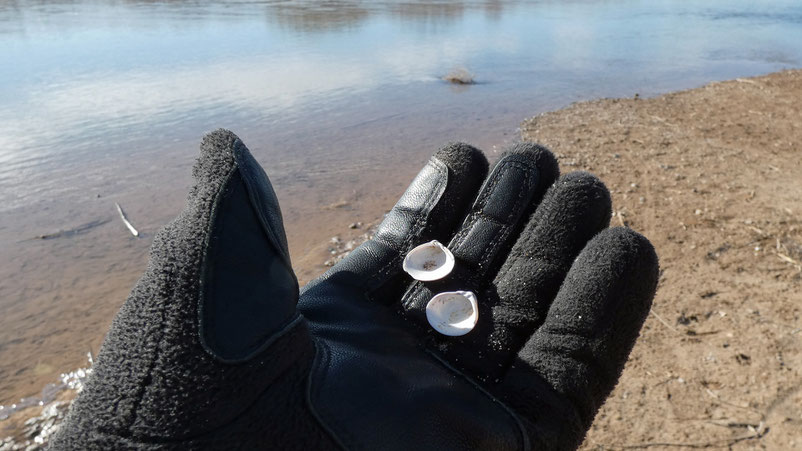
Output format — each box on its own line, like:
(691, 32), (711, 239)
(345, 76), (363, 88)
(194, 129), (301, 360)
(51, 129), (312, 446)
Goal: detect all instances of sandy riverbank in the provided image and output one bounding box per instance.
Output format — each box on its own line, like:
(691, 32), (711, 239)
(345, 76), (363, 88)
(3, 69), (801, 448)
(521, 69), (802, 449)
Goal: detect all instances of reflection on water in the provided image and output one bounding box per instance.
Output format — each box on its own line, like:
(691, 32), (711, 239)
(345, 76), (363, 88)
(0, 0), (801, 404)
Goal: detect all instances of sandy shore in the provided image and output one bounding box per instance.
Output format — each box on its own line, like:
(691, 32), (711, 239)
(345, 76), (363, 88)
(521, 70), (802, 450)
(3, 69), (801, 448)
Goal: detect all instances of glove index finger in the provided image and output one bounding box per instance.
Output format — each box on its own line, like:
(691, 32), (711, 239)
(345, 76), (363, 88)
(305, 143), (488, 302)
(378, 142), (486, 250)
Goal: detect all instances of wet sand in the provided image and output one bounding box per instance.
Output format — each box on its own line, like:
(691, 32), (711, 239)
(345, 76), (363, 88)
(3, 69), (802, 449)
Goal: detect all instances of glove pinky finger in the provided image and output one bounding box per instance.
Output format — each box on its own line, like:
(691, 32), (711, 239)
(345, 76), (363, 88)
(495, 227), (658, 450)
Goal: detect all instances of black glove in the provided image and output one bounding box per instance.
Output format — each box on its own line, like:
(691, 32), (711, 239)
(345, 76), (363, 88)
(50, 129), (658, 451)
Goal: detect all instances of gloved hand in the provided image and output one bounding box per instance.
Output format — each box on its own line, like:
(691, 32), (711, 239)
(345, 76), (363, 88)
(50, 129), (658, 451)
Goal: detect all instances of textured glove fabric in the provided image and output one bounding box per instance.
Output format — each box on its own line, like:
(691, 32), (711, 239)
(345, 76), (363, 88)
(49, 131), (335, 450)
(50, 129), (658, 450)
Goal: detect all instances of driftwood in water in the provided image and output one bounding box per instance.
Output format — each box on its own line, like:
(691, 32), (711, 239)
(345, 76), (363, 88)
(34, 219), (110, 240)
(115, 202), (139, 237)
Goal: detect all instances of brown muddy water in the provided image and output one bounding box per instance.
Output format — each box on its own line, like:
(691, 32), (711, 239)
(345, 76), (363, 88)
(1, 0), (802, 406)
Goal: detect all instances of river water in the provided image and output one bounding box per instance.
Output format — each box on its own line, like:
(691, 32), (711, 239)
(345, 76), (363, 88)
(0, 0), (800, 404)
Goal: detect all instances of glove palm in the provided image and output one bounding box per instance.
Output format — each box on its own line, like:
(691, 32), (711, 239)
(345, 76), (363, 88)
(51, 130), (658, 451)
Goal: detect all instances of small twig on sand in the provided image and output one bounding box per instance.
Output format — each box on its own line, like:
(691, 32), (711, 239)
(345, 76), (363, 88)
(619, 387), (782, 449)
(619, 429), (766, 449)
(777, 252), (802, 270)
(650, 309), (678, 333)
(115, 202), (139, 237)
(621, 419), (767, 449)
(735, 78), (762, 88)
(615, 210), (627, 227)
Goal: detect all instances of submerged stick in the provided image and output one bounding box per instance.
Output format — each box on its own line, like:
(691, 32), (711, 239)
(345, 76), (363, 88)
(32, 219), (110, 240)
(115, 202), (139, 237)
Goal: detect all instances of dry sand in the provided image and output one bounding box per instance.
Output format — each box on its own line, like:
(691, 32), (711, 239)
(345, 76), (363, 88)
(521, 70), (802, 449)
(3, 69), (801, 448)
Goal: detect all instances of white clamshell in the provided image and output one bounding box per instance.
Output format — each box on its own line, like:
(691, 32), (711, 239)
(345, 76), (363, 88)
(425, 291), (479, 336)
(402, 240), (455, 281)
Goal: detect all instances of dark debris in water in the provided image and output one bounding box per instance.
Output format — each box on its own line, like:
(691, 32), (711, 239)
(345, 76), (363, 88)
(442, 68), (475, 85)
(31, 219), (110, 241)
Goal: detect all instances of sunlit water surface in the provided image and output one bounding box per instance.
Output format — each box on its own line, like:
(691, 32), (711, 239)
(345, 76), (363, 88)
(0, 0), (801, 403)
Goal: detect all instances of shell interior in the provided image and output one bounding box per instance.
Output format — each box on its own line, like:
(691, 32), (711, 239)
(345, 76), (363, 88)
(425, 291), (478, 336)
(402, 240), (455, 281)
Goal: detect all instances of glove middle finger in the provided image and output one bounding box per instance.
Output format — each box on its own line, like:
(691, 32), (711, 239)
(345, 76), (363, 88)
(399, 144), (558, 337)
